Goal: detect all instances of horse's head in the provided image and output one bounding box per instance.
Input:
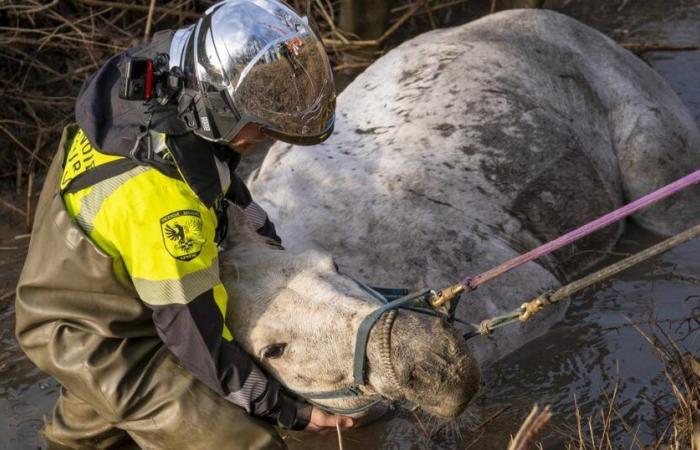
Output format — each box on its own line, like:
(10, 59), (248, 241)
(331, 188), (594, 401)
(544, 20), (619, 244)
(221, 206), (480, 418)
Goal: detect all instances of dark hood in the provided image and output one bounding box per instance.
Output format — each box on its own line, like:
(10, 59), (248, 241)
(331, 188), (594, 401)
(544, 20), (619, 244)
(74, 30), (235, 208)
(75, 30), (189, 155)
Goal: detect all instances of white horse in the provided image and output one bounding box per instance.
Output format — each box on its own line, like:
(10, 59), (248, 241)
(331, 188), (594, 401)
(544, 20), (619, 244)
(245, 9), (700, 371)
(222, 206), (480, 417)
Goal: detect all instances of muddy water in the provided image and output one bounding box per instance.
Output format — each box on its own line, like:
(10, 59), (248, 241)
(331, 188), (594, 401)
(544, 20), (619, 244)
(1, 1), (699, 449)
(0, 214), (59, 449)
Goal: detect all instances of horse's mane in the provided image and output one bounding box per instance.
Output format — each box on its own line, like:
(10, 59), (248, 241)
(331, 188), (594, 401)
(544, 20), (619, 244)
(220, 204), (287, 279)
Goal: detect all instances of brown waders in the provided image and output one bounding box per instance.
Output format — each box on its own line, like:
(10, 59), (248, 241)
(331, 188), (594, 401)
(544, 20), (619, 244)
(15, 126), (286, 449)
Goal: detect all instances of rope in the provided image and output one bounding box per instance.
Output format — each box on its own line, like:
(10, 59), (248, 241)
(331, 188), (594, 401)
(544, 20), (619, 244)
(431, 169), (700, 309)
(462, 169), (700, 292)
(464, 222), (700, 339)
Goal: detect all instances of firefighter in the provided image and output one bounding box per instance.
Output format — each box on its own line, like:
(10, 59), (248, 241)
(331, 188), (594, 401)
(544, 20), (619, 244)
(15, 1), (352, 448)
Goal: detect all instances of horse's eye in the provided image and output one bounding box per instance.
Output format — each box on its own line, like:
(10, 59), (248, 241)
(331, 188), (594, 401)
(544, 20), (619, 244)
(332, 260), (340, 273)
(260, 343), (287, 360)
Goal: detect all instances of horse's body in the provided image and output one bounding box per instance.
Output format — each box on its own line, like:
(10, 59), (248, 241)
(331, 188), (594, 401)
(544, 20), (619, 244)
(246, 9), (700, 367)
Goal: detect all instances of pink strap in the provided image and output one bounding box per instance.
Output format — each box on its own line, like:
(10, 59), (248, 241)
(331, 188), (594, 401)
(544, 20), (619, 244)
(462, 169), (700, 291)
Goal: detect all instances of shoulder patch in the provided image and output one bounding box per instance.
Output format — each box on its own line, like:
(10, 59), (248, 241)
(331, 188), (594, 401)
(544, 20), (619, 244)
(160, 210), (206, 261)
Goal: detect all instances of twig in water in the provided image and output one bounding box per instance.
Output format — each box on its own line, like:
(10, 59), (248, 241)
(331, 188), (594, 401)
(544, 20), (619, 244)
(26, 169), (34, 229)
(411, 408), (431, 440)
(333, 61), (372, 72)
(421, 0), (438, 29)
(617, 0), (632, 11)
(622, 43), (700, 54)
(574, 395), (584, 450)
(336, 421), (344, 450)
(508, 404), (552, 450)
(473, 405), (511, 433)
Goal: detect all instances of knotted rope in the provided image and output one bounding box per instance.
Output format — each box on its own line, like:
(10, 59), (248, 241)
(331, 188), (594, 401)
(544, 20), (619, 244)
(464, 222), (700, 339)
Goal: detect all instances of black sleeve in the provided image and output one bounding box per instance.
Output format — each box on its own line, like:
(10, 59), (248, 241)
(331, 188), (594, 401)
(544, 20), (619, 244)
(149, 290), (311, 429)
(225, 173), (282, 244)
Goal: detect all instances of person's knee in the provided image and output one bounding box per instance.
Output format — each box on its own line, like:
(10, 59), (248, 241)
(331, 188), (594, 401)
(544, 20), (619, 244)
(43, 389), (134, 450)
(122, 377), (286, 449)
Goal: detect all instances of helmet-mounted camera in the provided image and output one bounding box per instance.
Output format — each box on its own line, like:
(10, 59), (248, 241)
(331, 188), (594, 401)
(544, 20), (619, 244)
(118, 53), (182, 104)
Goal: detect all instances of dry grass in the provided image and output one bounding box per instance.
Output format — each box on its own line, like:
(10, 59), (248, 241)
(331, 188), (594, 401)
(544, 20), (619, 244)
(509, 404), (552, 450)
(0, 0), (480, 203)
(617, 319), (700, 450)
(511, 318), (700, 450)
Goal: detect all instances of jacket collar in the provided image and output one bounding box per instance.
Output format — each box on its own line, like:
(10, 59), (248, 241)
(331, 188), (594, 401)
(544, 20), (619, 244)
(165, 133), (237, 208)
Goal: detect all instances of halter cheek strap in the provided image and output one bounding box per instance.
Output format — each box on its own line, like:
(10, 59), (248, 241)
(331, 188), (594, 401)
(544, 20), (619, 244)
(291, 280), (434, 415)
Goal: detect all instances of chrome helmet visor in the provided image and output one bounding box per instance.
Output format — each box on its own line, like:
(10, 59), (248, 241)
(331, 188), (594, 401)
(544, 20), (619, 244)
(186, 0), (335, 146)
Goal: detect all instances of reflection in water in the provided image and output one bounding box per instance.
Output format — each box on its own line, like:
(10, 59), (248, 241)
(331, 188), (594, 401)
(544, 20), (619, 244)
(0, 298), (60, 448)
(648, 51), (700, 125)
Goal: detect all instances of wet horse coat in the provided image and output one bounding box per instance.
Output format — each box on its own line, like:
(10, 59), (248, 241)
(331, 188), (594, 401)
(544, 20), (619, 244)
(247, 10), (700, 365)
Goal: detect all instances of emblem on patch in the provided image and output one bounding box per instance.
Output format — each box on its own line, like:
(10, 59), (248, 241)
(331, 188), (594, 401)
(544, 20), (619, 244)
(160, 210), (205, 261)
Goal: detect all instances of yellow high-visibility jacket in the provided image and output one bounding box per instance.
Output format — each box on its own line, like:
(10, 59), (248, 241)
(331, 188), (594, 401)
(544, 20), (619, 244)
(57, 126), (307, 429)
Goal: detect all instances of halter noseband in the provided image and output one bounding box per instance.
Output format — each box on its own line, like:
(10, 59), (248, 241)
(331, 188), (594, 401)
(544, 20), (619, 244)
(291, 279), (438, 415)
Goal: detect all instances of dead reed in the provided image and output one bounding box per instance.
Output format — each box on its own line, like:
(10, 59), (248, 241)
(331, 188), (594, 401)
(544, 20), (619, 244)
(0, 0), (479, 210)
(510, 316), (700, 449)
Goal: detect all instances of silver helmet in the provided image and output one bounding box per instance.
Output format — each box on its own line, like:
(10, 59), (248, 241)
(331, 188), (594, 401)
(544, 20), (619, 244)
(169, 0), (335, 145)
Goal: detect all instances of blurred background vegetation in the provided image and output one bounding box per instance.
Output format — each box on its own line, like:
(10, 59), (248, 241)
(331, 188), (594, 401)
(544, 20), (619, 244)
(0, 0), (548, 200)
